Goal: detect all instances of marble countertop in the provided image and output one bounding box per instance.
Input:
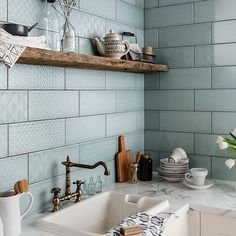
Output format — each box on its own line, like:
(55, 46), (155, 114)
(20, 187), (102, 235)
(20, 175), (236, 236)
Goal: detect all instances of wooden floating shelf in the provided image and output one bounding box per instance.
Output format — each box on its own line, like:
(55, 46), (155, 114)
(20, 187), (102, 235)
(17, 48), (168, 73)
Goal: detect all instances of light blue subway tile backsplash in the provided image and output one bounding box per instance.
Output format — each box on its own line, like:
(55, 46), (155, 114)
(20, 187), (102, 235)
(212, 157), (236, 181)
(195, 90), (236, 112)
(160, 68), (211, 89)
(29, 91), (79, 120)
(8, 0), (44, 26)
(195, 0), (236, 23)
(80, 91), (116, 116)
(0, 0), (7, 21)
(155, 47), (194, 68)
(0, 155), (28, 192)
(0, 91), (28, 124)
(159, 23), (211, 47)
(145, 90), (194, 110)
(160, 111), (211, 133)
(106, 72), (136, 90)
(80, 0), (116, 20)
(122, 0), (136, 5)
(145, 131), (194, 153)
(195, 134), (230, 158)
(0, 125), (8, 158)
(116, 0), (144, 28)
(66, 116), (106, 145)
(136, 111), (145, 131)
(29, 145), (80, 184)
(145, 111), (160, 131)
(79, 38), (97, 55)
(189, 155), (212, 178)
(144, 73), (159, 90)
(212, 67), (236, 89)
(9, 120), (65, 156)
(66, 69), (106, 90)
(159, 0), (200, 6)
(107, 112), (137, 136)
(0, 0), (146, 213)
(76, 11), (106, 38)
(9, 65), (65, 90)
(195, 44), (236, 67)
(125, 132), (144, 153)
(117, 91), (144, 112)
(145, 0), (158, 9)
(144, 0), (236, 182)
(212, 113), (236, 135)
(213, 20), (236, 44)
(136, 74), (145, 90)
(145, 3), (193, 28)
(80, 138), (116, 164)
(144, 29), (158, 48)
(0, 65), (7, 90)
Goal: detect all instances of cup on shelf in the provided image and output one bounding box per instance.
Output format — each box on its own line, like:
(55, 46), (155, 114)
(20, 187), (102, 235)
(185, 168), (208, 186)
(168, 147), (188, 164)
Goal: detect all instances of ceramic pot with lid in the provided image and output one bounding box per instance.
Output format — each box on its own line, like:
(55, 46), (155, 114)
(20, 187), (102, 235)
(95, 30), (130, 59)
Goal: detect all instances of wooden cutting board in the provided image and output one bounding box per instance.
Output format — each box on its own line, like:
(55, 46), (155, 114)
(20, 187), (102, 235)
(115, 136), (132, 183)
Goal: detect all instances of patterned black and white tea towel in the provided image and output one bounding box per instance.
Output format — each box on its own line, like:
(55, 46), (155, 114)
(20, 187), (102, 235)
(0, 29), (49, 68)
(107, 212), (167, 236)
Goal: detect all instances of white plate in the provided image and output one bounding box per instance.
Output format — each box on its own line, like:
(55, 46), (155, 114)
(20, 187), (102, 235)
(158, 167), (187, 174)
(159, 166), (188, 172)
(183, 179), (214, 190)
(160, 158), (189, 166)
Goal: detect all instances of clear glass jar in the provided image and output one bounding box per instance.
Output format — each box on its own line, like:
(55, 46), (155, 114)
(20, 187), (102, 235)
(128, 163), (138, 184)
(61, 19), (76, 53)
(43, 1), (60, 51)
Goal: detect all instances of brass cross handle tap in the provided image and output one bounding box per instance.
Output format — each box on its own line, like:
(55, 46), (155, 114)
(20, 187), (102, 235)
(73, 180), (84, 203)
(51, 187), (61, 212)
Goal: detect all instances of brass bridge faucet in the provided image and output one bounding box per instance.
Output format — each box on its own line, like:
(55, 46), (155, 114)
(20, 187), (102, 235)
(51, 156), (110, 212)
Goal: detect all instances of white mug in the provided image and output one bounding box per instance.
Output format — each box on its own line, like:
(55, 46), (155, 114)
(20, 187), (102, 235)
(185, 168), (208, 186)
(0, 191), (33, 236)
(168, 147), (188, 164)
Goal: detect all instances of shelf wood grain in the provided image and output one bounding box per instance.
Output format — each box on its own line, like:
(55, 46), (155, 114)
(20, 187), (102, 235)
(17, 48), (168, 73)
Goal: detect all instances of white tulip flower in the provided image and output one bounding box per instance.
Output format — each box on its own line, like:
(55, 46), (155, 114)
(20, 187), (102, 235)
(232, 128), (236, 137)
(216, 136), (228, 150)
(225, 159), (236, 169)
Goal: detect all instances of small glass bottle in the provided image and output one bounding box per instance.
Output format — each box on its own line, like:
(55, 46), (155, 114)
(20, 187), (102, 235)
(139, 154), (153, 181)
(82, 180), (88, 196)
(87, 177), (95, 195)
(44, 0), (60, 51)
(95, 176), (103, 193)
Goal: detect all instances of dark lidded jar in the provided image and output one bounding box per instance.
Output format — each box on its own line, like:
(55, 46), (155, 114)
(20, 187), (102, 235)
(139, 154), (153, 181)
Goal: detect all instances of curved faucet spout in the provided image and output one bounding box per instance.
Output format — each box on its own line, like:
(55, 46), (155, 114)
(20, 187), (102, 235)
(66, 158), (110, 176)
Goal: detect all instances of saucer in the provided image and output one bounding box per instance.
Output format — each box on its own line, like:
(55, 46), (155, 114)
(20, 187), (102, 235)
(183, 179), (214, 190)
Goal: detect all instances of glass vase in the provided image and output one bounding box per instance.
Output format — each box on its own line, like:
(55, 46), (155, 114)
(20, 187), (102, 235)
(61, 19), (76, 53)
(43, 1), (60, 51)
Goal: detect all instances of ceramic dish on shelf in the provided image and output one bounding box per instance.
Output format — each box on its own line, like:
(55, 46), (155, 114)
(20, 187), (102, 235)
(157, 168), (187, 176)
(183, 179), (214, 190)
(160, 158), (189, 166)
(158, 157), (189, 182)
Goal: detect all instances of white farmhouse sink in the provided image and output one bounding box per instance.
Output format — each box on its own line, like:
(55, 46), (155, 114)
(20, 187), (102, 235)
(37, 191), (169, 236)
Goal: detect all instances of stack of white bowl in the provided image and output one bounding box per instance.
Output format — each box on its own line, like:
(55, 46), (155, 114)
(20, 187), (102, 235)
(157, 148), (189, 182)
